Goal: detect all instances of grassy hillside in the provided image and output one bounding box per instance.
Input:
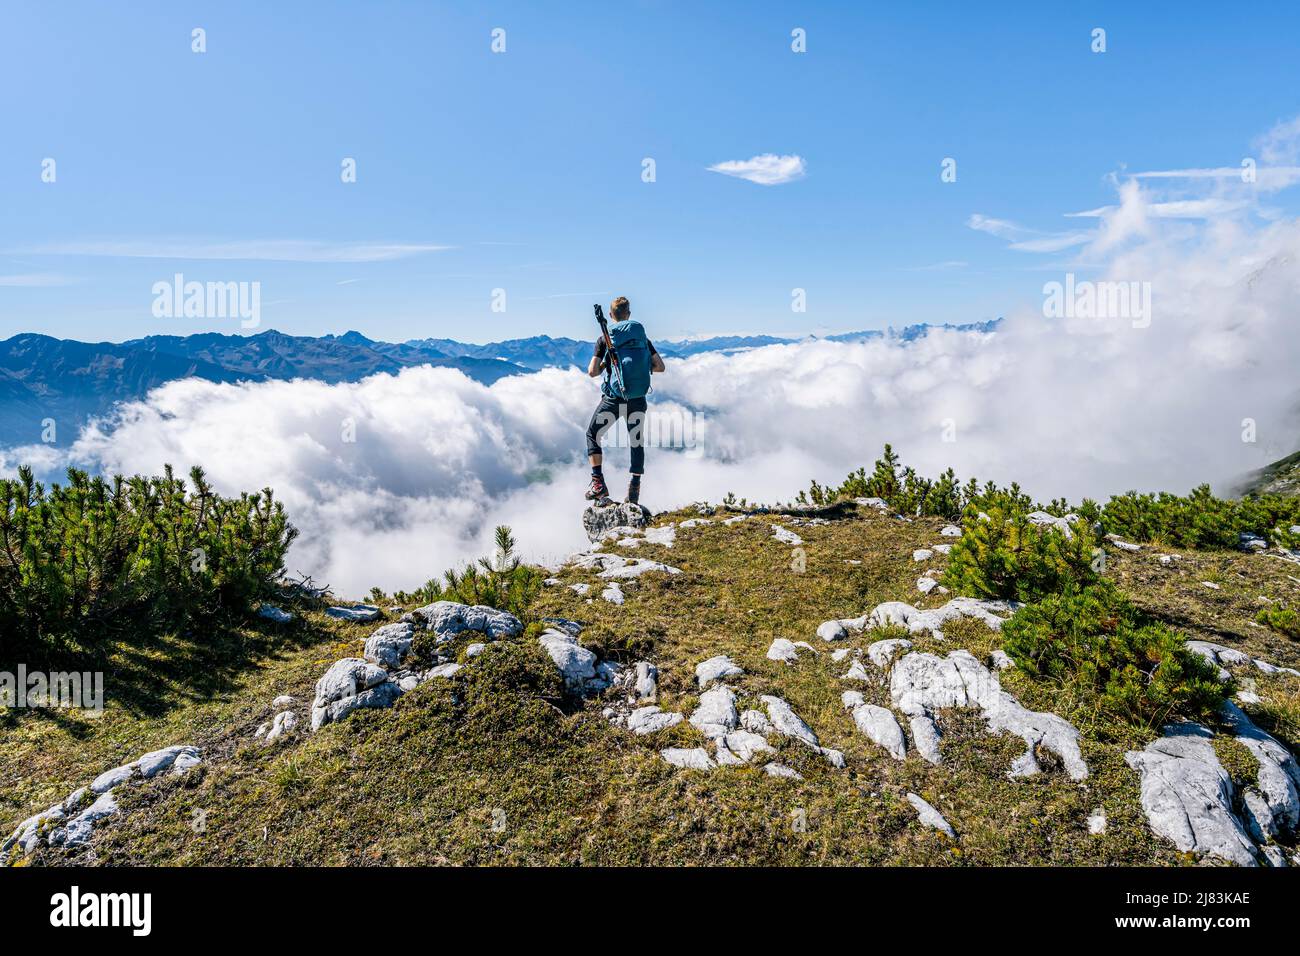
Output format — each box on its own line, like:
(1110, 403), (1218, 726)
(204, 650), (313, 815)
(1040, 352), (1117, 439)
(6, 497), (1299, 866)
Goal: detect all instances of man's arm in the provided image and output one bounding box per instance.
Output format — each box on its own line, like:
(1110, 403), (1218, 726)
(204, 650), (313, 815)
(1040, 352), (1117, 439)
(649, 341), (665, 373)
(588, 338), (606, 377)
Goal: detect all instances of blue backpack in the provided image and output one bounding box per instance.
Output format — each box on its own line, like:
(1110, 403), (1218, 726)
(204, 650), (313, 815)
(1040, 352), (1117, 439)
(604, 319), (652, 400)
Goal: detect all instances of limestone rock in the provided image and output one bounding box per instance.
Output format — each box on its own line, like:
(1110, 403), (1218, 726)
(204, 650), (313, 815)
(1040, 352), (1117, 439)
(867, 638), (912, 670)
(761, 694), (841, 767)
(634, 661), (658, 701)
(741, 709), (774, 735)
(816, 614), (869, 642)
(264, 711), (297, 742)
(690, 685), (739, 739)
(868, 597), (1018, 639)
(1026, 511), (1081, 538)
(312, 679), (403, 730)
(137, 745), (201, 778)
(907, 793), (956, 838)
(538, 628), (599, 692)
(597, 557), (682, 580)
(717, 730), (775, 763)
(1124, 723), (1258, 867)
(910, 715), (943, 765)
(627, 706), (684, 735)
(408, 601), (523, 640)
(767, 638), (813, 664)
(601, 582), (625, 605)
(890, 650), (1087, 781)
(90, 764), (137, 795)
(841, 692), (906, 760)
(696, 655), (743, 687)
(326, 604), (382, 623)
(771, 524), (803, 545)
(661, 747), (716, 770)
(258, 604), (294, 623)
(54, 790), (120, 847)
(363, 622), (416, 668)
(1220, 702), (1300, 841)
(315, 658), (390, 708)
(584, 501), (651, 543)
(763, 763), (803, 780)
(841, 660), (872, 682)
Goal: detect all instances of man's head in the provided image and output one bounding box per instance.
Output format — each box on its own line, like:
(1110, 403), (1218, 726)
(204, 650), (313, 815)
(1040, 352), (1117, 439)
(609, 296), (631, 322)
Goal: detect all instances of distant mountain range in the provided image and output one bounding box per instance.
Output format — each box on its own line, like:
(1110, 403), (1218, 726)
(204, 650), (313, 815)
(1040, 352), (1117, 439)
(0, 321), (998, 446)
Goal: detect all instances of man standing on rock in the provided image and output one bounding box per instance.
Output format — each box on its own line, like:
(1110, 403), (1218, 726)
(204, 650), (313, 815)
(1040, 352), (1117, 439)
(585, 296), (665, 503)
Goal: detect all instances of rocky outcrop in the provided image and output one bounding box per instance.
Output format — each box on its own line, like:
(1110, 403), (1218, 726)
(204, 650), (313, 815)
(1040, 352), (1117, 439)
(1124, 724), (1259, 867)
(538, 626), (619, 695)
(4, 745), (202, 859)
(868, 597), (1020, 640)
(310, 601), (525, 731)
(583, 500), (651, 543)
(888, 650), (1088, 781)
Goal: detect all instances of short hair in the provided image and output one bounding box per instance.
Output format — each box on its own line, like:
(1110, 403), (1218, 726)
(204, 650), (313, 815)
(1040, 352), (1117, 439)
(610, 296), (631, 321)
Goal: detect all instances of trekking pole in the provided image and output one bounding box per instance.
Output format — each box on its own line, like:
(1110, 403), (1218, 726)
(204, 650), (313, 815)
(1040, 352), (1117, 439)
(594, 304), (626, 396)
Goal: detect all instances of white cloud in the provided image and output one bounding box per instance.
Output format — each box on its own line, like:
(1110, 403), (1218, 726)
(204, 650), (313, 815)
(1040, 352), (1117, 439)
(6, 122), (1300, 600)
(707, 154), (806, 186)
(14, 239), (451, 262)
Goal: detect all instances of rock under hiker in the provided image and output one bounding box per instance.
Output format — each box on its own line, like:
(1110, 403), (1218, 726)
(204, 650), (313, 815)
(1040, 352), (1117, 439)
(585, 296), (665, 504)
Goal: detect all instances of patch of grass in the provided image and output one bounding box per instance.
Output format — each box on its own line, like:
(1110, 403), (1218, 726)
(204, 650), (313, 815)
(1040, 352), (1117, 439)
(1257, 605), (1300, 640)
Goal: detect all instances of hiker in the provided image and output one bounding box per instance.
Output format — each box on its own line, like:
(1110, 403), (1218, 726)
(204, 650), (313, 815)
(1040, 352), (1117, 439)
(585, 296), (665, 503)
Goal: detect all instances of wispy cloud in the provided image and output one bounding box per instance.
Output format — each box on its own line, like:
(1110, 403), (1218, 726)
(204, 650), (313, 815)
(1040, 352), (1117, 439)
(0, 273), (77, 287)
(965, 214), (1090, 252)
(707, 154), (806, 186)
(14, 239), (452, 263)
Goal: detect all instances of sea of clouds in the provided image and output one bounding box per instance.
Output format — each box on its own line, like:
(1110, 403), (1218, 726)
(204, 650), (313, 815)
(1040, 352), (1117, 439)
(6, 125), (1300, 597)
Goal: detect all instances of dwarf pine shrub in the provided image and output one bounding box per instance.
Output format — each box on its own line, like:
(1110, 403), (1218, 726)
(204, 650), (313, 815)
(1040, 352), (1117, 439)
(1002, 581), (1229, 732)
(0, 464), (296, 665)
(941, 503), (1099, 602)
(1101, 485), (1300, 550)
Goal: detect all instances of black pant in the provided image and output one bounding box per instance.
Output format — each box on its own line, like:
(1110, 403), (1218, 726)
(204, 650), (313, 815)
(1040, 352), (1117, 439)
(585, 395), (647, 474)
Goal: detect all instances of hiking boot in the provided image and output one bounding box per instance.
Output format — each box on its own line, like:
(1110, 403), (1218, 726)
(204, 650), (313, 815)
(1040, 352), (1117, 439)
(626, 478), (641, 505)
(585, 474), (609, 500)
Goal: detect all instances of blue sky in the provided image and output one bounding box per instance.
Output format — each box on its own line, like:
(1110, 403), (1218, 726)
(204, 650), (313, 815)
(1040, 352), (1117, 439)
(3, 0), (1299, 344)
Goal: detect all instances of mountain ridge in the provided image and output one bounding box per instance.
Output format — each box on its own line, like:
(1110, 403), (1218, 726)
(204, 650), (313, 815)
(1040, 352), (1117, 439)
(0, 321), (999, 446)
